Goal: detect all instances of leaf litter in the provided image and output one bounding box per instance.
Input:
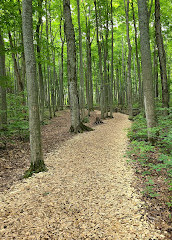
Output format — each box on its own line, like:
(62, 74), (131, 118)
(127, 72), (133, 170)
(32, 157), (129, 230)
(0, 112), (169, 239)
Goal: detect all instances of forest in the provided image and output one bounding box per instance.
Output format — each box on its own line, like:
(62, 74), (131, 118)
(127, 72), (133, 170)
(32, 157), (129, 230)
(0, 0), (172, 239)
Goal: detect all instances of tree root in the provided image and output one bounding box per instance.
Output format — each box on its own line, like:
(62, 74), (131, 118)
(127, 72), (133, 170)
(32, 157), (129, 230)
(94, 117), (103, 125)
(23, 160), (47, 178)
(70, 122), (93, 133)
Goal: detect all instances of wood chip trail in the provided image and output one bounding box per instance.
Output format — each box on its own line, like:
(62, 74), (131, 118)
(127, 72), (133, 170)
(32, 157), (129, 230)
(0, 113), (165, 239)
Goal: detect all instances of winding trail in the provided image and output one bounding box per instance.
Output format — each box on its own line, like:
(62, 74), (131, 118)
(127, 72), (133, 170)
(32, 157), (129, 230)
(0, 113), (164, 239)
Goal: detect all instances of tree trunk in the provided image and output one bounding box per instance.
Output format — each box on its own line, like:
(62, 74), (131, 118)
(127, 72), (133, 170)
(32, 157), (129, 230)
(110, 0), (114, 118)
(138, 0), (156, 143)
(86, 7), (93, 115)
(153, 45), (159, 99)
(94, 0), (104, 119)
(59, 17), (65, 110)
(45, 0), (52, 119)
(0, 31), (7, 130)
(36, 0), (44, 123)
(63, 0), (80, 133)
(22, 0), (46, 177)
(8, 31), (24, 93)
(155, 0), (169, 114)
(77, 0), (85, 120)
(124, 0), (133, 120)
(131, 0), (142, 106)
(64, 0), (93, 133)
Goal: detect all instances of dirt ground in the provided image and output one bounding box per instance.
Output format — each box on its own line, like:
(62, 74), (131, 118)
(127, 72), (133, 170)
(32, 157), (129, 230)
(0, 110), (97, 192)
(0, 110), (171, 239)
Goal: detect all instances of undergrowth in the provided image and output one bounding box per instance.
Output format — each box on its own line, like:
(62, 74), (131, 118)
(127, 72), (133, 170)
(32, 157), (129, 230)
(127, 107), (172, 209)
(0, 93), (29, 147)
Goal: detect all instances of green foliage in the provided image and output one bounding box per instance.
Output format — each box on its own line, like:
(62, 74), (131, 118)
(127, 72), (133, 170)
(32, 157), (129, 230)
(127, 114), (148, 141)
(127, 110), (172, 204)
(0, 93), (29, 141)
(82, 116), (89, 123)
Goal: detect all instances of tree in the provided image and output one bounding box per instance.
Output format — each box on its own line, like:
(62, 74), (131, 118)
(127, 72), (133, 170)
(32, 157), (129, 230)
(63, 0), (92, 133)
(94, 0), (104, 119)
(36, 0), (45, 123)
(155, 0), (169, 114)
(22, 0), (46, 176)
(77, 0), (85, 120)
(0, 30), (7, 130)
(124, 0), (133, 120)
(131, 0), (142, 106)
(138, 0), (156, 143)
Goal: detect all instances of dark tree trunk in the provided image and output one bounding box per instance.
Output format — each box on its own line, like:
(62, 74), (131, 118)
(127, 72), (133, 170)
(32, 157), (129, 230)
(155, 0), (169, 114)
(9, 32), (24, 93)
(36, 0), (44, 123)
(124, 0), (133, 120)
(0, 31), (7, 129)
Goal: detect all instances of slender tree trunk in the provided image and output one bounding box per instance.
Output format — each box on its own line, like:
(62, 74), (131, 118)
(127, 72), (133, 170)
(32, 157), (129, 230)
(45, 0), (52, 119)
(22, 0), (46, 176)
(77, 0), (85, 120)
(60, 17), (65, 110)
(153, 45), (159, 99)
(86, 7), (93, 115)
(103, 5), (109, 118)
(94, 0), (104, 119)
(0, 31), (7, 130)
(36, 0), (44, 123)
(124, 0), (133, 119)
(131, 0), (142, 106)
(110, 0), (114, 118)
(138, 0), (156, 143)
(9, 32), (24, 93)
(155, 0), (169, 114)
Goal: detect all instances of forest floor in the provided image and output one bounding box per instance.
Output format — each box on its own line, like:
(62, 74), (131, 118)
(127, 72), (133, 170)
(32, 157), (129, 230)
(0, 110), (171, 239)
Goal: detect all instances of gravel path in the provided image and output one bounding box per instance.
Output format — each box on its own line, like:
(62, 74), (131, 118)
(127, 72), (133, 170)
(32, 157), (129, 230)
(0, 113), (164, 239)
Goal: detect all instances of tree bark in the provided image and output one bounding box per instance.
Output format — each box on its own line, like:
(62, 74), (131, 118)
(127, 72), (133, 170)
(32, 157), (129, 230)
(59, 17), (65, 110)
(45, 0), (52, 119)
(85, 6), (93, 115)
(0, 31), (7, 130)
(138, 0), (156, 143)
(22, 0), (46, 176)
(63, 0), (93, 133)
(110, 0), (114, 118)
(64, 0), (80, 132)
(124, 0), (133, 120)
(8, 31), (24, 93)
(36, 0), (44, 123)
(155, 0), (169, 114)
(77, 0), (85, 120)
(94, 0), (104, 119)
(131, 0), (142, 106)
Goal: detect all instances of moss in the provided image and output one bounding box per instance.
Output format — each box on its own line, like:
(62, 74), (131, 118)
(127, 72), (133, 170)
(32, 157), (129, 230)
(70, 122), (93, 133)
(23, 160), (47, 178)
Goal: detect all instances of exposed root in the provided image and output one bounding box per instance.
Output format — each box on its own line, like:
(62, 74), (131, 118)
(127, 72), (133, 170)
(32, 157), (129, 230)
(94, 117), (103, 125)
(23, 160), (47, 178)
(70, 122), (93, 133)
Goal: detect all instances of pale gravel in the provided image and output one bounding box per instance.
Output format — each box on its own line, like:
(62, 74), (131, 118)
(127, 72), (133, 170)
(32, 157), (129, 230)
(0, 113), (165, 239)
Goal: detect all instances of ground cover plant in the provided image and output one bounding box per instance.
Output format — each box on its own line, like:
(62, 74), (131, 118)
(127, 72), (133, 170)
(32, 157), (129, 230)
(127, 108), (172, 233)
